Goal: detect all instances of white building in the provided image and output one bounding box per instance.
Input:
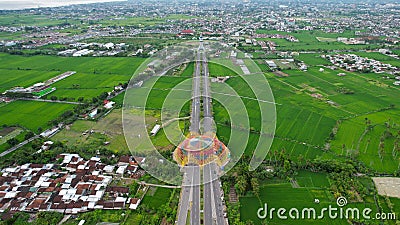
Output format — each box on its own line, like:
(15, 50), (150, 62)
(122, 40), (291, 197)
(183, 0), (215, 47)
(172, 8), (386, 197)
(129, 198), (141, 210)
(150, 124), (161, 136)
(73, 49), (94, 57)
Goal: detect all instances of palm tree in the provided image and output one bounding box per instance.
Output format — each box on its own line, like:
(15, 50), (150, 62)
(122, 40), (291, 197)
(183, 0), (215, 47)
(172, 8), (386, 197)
(379, 142), (385, 161)
(297, 154), (304, 169)
(342, 144), (346, 155)
(393, 141), (400, 159)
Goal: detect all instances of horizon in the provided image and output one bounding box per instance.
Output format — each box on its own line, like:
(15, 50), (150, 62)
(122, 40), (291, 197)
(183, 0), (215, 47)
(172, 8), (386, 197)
(0, 0), (399, 11)
(0, 0), (126, 10)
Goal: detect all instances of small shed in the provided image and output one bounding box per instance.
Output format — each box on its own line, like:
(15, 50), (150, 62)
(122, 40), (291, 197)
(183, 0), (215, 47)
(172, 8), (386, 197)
(150, 124), (161, 136)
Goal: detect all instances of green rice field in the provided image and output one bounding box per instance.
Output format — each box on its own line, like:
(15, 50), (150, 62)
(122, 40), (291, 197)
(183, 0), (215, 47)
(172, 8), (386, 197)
(0, 53), (145, 100)
(240, 174), (378, 225)
(0, 100), (74, 131)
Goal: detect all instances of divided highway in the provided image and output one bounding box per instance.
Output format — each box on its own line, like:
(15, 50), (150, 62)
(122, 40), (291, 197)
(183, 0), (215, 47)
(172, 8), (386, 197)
(189, 51), (202, 135)
(177, 166), (193, 224)
(176, 44), (203, 225)
(176, 42), (227, 225)
(201, 45), (214, 134)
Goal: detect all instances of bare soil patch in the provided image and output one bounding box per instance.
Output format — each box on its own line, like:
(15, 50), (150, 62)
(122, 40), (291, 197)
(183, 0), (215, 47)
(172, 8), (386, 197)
(372, 177), (400, 198)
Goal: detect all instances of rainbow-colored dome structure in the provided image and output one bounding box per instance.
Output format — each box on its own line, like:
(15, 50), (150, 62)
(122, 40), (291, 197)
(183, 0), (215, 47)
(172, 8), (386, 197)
(173, 135), (230, 167)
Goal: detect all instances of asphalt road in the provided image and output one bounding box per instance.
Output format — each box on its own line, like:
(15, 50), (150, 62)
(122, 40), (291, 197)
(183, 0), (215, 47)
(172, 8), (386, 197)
(203, 162), (226, 225)
(203, 163), (213, 225)
(200, 45), (215, 134)
(190, 51), (202, 135)
(188, 47), (202, 225)
(210, 162), (225, 225)
(0, 135), (39, 157)
(191, 165), (201, 225)
(177, 46), (203, 225)
(201, 45), (225, 224)
(176, 42), (226, 225)
(177, 166), (193, 225)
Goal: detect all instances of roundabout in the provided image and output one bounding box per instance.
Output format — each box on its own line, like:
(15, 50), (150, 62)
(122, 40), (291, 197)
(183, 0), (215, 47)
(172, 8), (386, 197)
(173, 134), (230, 167)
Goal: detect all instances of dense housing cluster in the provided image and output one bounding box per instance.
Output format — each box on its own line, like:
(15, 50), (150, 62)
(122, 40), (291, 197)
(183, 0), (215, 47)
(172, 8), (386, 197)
(323, 54), (400, 75)
(0, 154), (145, 220)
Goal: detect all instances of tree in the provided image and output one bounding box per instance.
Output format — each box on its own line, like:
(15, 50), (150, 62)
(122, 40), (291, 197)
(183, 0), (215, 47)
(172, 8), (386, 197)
(50, 96), (57, 101)
(342, 144), (346, 155)
(297, 154), (305, 169)
(7, 138), (18, 146)
(92, 97), (99, 103)
(33, 211), (63, 225)
(99, 92), (109, 100)
(284, 159), (291, 173)
(379, 141), (385, 160)
(246, 220), (255, 225)
(393, 141), (400, 158)
(2, 212), (29, 224)
(235, 175), (247, 195)
(129, 181), (139, 197)
(24, 131), (35, 140)
(251, 177), (260, 196)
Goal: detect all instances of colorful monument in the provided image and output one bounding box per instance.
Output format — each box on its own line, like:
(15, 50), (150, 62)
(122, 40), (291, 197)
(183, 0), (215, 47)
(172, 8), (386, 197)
(173, 134), (230, 167)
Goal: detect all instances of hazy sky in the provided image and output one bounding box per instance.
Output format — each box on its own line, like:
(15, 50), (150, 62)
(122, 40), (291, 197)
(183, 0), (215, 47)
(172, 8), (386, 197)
(0, 0), (126, 10)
